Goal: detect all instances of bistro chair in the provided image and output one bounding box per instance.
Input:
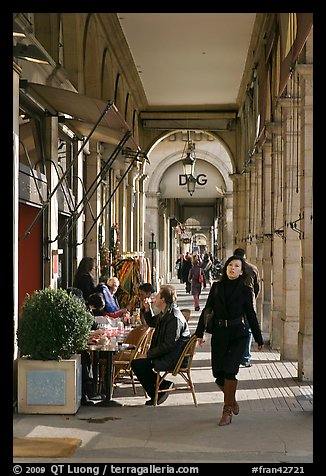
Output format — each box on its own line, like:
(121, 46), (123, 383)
(153, 333), (198, 407)
(111, 325), (152, 395)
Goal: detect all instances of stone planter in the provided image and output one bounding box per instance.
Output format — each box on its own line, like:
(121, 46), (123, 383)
(17, 354), (82, 414)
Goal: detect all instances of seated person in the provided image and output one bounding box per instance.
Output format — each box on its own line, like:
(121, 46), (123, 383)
(138, 283), (156, 324)
(131, 284), (190, 406)
(96, 277), (127, 315)
(66, 287), (104, 405)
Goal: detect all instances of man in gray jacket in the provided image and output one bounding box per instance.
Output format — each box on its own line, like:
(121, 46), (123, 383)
(234, 248), (261, 367)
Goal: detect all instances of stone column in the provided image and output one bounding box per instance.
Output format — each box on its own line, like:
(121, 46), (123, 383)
(279, 97), (301, 361)
(139, 174), (149, 254)
(126, 163), (139, 253)
(223, 192), (234, 258)
(43, 116), (59, 289)
(297, 64), (313, 381)
(13, 63), (21, 360)
(270, 120), (283, 350)
(261, 138), (273, 337)
(229, 173), (241, 246)
(250, 152), (263, 325)
(235, 173), (248, 245)
(73, 140), (87, 266)
(118, 163), (127, 254)
(84, 140), (101, 263)
(145, 191), (161, 287)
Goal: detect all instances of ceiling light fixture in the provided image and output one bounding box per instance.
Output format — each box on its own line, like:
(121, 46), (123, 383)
(181, 130), (197, 196)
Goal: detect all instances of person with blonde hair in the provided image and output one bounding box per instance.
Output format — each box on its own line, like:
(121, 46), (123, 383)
(131, 284), (190, 405)
(96, 276), (130, 320)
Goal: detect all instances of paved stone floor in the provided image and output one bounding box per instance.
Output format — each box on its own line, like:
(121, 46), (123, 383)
(13, 279), (314, 466)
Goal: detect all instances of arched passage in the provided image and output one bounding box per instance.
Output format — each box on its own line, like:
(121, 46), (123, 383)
(143, 130), (235, 283)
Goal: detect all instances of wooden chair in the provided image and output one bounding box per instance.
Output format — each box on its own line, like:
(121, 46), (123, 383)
(111, 325), (152, 394)
(153, 334), (198, 406)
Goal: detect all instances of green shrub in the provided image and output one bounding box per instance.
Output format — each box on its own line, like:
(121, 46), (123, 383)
(17, 287), (93, 360)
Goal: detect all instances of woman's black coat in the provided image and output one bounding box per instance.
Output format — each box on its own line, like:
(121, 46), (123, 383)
(195, 278), (263, 375)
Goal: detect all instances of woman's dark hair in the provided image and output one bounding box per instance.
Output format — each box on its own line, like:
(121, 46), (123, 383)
(73, 257), (95, 287)
(87, 292), (105, 310)
(66, 287), (84, 301)
(139, 283), (155, 294)
(221, 255), (248, 281)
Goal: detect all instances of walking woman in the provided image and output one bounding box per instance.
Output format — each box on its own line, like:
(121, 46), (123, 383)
(195, 255), (264, 426)
(188, 258), (205, 311)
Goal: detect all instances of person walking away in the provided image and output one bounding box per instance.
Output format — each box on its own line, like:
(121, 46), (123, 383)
(233, 247), (261, 367)
(202, 252), (213, 287)
(188, 258), (205, 311)
(73, 257), (97, 302)
(131, 284), (190, 405)
(195, 255), (264, 426)
(175, 255), (183, 283)
(181, 255), (192, 294)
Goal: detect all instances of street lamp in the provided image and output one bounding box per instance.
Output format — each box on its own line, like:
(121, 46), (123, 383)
(186, 175), (196, 196)
(181, 131), (197, 196)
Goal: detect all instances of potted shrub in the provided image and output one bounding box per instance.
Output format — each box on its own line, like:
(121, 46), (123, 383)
(16, 287), (93, 414)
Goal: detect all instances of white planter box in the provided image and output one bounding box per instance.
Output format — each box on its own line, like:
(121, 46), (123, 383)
(17, 354), (82, 414)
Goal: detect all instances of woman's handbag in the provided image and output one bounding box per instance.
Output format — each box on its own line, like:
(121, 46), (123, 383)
(203, 307), (214, 334)
(198, 271), (204, 284)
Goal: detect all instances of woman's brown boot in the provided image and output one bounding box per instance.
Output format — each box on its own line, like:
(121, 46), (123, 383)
(218, 379), (238, 426)
(217, 381), (239, 415)
(218, 405), (233, 426)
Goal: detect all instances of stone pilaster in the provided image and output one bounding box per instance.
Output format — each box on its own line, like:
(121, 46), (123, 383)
(43, 115), (59, 289)
(261, 138), (273, 338)
(145, 191), (161, 287)
(139, 174), (149, 253)
(84, 140), (101, 263)
(252, 152), (264, 326)
(279, 97), (301, 361)
(296, 64), (313, 381)
(229, 173), (241, 246)
(269, 120), (283, 350)
(13, 63), (21, 361)
(223, 192), (234, 259)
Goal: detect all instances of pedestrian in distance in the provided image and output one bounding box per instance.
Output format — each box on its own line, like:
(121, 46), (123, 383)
(195, 255), (264, 426)
(188, 258), (206, 311)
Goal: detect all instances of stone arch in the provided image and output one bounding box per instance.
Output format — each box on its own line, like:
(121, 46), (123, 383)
(101, 47), (115, 101)
(113, 73), (126, 113)
(144, 129), (235, 196)
(49, 13), (81, 89)
(84, 14), (101, 97)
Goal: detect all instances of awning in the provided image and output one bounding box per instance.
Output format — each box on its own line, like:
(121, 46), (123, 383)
(25, 82), (140, 150)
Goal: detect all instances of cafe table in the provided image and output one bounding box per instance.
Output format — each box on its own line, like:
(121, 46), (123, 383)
(87, 328), (132, 407)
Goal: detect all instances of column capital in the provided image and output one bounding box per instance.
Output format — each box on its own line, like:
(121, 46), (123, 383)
(295, 64), (313, 79)
(265, 121), (282, 134)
